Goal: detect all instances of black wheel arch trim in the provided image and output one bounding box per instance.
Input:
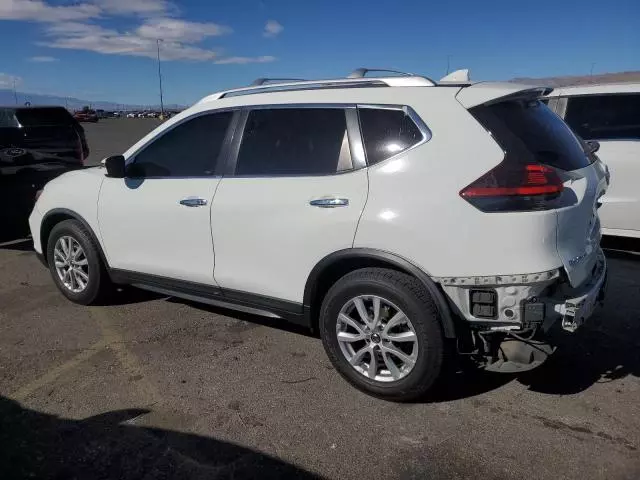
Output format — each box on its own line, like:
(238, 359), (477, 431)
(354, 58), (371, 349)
(303, 248), (457, 338)
(40, 208), (111, 270)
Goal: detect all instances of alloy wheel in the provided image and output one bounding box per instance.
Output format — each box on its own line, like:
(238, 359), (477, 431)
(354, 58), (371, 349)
(53, 236), (89, 293)
(336, 295), (419, 382)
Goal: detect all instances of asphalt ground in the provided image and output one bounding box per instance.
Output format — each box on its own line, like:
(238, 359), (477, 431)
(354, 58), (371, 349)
(0, 118), (639, 479)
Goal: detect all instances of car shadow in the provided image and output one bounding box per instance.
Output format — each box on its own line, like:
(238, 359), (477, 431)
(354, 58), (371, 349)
(0, 396), (320, 480)
(518, 250), (640, 395)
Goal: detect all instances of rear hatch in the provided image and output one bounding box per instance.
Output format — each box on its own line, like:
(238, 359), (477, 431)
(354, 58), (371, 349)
(457, 84), (608, 287)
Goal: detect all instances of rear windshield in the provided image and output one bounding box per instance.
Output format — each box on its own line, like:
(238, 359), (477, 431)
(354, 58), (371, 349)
(471, 99), (591, 171)
(15, 107), (76, 127)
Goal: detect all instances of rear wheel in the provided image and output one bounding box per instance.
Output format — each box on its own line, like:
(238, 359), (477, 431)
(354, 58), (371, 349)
(319, 268), (444, 401)
(46, 219), (111, 305)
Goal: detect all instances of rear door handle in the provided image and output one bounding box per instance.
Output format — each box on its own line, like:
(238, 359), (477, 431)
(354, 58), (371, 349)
(179, 197), (207, 207)
(309, 197), (349, 208)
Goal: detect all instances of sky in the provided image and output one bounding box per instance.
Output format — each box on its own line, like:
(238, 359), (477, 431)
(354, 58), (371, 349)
(0, 0), (639, 106)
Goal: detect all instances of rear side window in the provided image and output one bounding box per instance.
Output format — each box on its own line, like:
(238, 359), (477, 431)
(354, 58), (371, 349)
(0, 108), (19, 128)
(129, 111), (232, 178)
(235, 108), (352, 176)
(471, 100), (590, 171)
(358, 107), (424, 165)
(564, 94), (640, 140)
(15, 107), (75, 126)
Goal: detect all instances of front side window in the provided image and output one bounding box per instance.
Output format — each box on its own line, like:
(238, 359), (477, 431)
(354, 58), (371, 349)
(358, 107), (424, 165)
(129, 111), (232, 177)
(235, 108), (352, 176)
(564, 93), (640, 141)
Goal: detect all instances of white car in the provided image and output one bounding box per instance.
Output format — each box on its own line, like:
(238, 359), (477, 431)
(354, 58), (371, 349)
(546, 83), (639, 238)
(28, 69), (608, 400)
(126, 112), (136, 118)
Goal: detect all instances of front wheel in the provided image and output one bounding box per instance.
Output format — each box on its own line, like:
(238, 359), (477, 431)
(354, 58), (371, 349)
(319, 268), (444, 401)
(46, 219), (111, 305)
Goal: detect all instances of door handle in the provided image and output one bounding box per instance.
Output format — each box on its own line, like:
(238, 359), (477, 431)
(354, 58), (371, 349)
(309, 197), (349, 208)
(179, 197), (207, 207)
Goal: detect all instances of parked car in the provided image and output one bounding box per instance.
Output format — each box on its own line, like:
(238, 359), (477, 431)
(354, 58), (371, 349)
(29, 70), (608, 400)
(74, 109), (98, 123)
(1, 105), (88, 239)
(126, 112), (136, 118)
(546, 84), (639, 239)
(137, 112), (146, 118)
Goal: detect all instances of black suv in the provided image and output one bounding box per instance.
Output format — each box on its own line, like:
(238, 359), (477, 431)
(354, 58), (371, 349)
(1, 106), (89, 240)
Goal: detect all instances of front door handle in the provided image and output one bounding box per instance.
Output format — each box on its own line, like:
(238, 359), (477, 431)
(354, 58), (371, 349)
(309, 197), (349, 208)
(179, 197), (207, 207)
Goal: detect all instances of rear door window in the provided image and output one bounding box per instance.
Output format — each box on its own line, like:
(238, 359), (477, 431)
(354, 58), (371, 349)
(14, 107), (75, 126)
(564, 93), (640, 140)
(235, 108), (352, 176)
(129, 111), (232, 178)
(358, 107), (424, 165)
(471, 100), (590, 171)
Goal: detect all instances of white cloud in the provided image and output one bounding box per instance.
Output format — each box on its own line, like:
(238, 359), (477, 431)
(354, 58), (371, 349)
(136, 18), (232, 43)
(28, 55), (58, 62)
(0, 73), (22, 88)
(215, 55), (276, 65)
(263, 19), (283, 38)
(1, 0), (275, 64)
(92, 0), (170, 15)
(0, 0), (100, 22)
(40, 22), (222, 61)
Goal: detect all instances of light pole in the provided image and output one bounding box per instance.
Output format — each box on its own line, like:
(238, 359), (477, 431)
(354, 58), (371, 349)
(156, 39), (165, 118)
(446, 55), (451, 75)
(13, 78), (18, 105)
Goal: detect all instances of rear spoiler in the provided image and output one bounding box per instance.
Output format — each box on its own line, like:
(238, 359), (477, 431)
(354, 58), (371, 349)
(455, 82), (553, 109)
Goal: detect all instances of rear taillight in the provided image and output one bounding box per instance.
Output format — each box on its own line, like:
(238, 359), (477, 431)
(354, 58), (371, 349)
(460, 162), (564, 212)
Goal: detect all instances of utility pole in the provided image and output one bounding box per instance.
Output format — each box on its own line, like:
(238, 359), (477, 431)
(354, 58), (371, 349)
(446, 55), (451, 75)
(157, 39), (165, 118)
(589, 62), (596, 82)
(13, 78), (18, 105)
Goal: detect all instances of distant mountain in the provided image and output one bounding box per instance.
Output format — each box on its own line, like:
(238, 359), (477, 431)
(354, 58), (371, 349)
(0, 89), (185, 111)
(511, 71), (640, 87)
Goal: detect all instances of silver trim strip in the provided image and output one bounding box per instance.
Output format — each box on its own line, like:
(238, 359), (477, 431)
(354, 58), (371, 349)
(132, 283), (283, 318)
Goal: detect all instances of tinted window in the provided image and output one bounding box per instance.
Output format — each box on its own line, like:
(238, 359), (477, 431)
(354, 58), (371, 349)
(15, 107), (75, 126)
(130, 112), (232, 177)
(471, 100), (590, 171)
(236, 108), (352, 176)
(564, 94), (640, 140)
(359, 108), (424, 165)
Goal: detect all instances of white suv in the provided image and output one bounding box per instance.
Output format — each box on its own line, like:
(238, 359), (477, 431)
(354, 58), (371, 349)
(29, 69), (609, 400)
(546, 83), (640, 239)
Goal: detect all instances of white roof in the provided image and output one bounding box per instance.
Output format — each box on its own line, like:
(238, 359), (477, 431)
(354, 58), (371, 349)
(197, 76), (435, 104)
(546, 82), (640, 97)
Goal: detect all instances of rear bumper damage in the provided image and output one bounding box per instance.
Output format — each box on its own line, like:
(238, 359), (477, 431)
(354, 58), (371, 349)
(435, 249), (607, 372)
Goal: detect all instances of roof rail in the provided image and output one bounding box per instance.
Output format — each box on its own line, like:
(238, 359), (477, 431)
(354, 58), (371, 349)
(197, 71), (437, 103)
(348, 67), (436, 86)
(251, 77), (306, 86)
(348, 68), (412, 78)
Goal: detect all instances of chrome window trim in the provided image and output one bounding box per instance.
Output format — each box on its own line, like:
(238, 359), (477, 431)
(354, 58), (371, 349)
(227, 104), (367, 178)
(356, 104), (432, 166)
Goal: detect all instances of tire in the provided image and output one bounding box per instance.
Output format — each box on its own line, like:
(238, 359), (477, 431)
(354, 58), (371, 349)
(46, 219), (111, 305)
(320, 268), (444, 401)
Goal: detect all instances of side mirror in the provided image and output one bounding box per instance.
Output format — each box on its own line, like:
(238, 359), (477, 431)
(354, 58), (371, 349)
(586, 140), (600, 154)
(104, 155), (126, 178)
